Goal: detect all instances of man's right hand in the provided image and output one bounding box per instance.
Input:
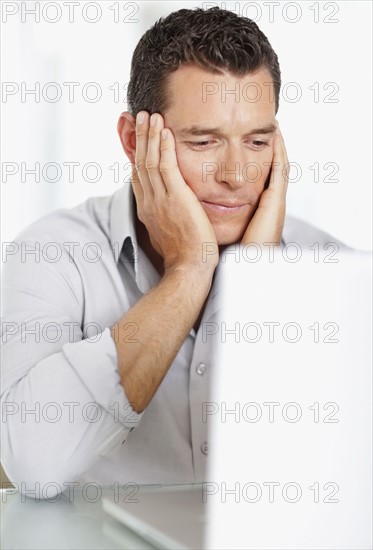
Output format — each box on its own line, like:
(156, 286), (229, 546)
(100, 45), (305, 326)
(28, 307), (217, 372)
(132, 111), (219, 273)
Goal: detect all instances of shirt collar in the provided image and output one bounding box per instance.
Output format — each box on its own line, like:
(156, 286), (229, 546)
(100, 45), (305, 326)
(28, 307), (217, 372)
(110, 181), (162, 294)
(109, 180), (138, 264)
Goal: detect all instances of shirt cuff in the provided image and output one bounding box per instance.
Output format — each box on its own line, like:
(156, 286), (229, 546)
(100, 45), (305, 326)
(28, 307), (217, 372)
(62, 327), (143, 429)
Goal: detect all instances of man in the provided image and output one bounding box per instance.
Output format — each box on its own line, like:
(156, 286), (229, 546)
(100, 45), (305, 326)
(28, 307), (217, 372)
(1, 7), (346, 497)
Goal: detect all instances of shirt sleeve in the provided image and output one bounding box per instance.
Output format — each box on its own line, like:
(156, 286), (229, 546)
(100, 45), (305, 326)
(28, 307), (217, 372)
(1, 234), (143, 499)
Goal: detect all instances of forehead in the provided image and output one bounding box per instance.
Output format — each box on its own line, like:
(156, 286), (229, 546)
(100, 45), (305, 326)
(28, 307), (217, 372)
(164, 64), (275, 131)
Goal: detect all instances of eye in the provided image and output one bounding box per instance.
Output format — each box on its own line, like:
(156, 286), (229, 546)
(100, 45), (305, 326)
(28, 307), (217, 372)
(188, 140), (214, 149)
(252, 140), (269, 149)
(188, 139), (270, 150)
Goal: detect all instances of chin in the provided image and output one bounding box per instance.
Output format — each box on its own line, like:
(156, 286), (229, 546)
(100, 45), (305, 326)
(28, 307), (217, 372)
(209, 212), (254, 245)
(213, 223), (247, 246)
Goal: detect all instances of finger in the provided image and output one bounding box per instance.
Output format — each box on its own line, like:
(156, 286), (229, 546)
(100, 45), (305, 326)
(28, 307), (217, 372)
(276, 124), (289, 172)
(276, 123), (289, 180)
(134, 111), (154, 197)
(146, 113), (167, 195)
(130, 152), (144, 205)
(159, 127), (186, 196)
(269, 125), (289, 196)
(279, 134), (290, 195)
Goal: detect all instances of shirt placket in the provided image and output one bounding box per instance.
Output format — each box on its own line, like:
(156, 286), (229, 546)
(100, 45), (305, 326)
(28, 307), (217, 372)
(189, 292), (219, 480)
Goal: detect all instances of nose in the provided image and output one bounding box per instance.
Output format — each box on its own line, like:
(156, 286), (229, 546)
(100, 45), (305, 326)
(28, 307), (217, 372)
(216, 142), (253, 190)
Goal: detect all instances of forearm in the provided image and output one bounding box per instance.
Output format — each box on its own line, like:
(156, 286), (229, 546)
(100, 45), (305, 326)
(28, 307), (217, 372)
(111, 265), (214, 413)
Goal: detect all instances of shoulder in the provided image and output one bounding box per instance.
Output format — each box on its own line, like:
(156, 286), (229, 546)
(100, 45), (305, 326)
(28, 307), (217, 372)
(3, 194), (115, 286)
(12, 194), (113, 246)
(282, 215), (351, 250)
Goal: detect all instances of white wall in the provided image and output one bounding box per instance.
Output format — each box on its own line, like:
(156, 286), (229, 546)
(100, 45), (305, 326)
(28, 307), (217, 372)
(1, 1), (371, 250)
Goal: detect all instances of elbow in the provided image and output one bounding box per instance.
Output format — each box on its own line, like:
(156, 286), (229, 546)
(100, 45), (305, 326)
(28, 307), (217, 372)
(1, 458), (77, 501)
(1, 442), (78, 501)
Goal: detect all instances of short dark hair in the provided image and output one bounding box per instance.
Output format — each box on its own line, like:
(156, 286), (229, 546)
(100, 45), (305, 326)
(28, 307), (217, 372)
(127, 6), (281, 117)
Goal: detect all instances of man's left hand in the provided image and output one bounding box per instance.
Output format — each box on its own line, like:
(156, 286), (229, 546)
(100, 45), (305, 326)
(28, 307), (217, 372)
(241, 122), (289, 246)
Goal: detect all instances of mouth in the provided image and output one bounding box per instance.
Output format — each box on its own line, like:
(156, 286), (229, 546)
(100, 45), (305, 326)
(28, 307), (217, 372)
(200, 200), (248, 215)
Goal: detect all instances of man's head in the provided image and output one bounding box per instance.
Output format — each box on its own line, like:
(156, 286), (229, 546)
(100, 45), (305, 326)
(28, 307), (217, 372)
(120, 7), (281, 245)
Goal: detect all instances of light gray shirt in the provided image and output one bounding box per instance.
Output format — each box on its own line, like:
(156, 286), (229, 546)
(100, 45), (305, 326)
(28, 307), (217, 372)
(0, 181), (347, 497)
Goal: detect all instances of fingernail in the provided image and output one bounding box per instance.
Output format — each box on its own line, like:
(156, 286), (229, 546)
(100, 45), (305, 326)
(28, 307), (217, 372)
(150, 113), (157, 126)
(161, 129), (168, 140)
(137, 112), (145, 125)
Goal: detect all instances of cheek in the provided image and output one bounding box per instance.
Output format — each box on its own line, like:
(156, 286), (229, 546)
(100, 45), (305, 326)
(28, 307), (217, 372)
(257, 148), (274, 189)
(243, 149), (273, 193)
(174, 148), (202, 192)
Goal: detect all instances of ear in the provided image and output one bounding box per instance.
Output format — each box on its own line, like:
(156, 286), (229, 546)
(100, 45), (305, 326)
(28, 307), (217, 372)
(117, 112), (136, 164)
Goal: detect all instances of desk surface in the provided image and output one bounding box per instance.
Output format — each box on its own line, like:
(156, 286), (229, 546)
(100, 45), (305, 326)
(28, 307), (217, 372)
(0, 485), (186, 550)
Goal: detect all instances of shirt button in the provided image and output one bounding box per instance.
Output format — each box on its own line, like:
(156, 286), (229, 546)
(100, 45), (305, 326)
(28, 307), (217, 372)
(196, 362), (206, 375)
(201, 442), (208, 456)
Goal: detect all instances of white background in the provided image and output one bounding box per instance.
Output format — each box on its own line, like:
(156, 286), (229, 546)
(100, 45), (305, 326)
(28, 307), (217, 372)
(1, 0), (372, 249)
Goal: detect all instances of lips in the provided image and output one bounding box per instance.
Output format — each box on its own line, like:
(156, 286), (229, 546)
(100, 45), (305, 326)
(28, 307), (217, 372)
(200, 200), (248, 214)
(203, 200), (246, 208)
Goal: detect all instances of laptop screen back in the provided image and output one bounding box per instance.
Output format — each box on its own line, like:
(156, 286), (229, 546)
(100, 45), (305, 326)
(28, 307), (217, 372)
(205, 249), (372, 549)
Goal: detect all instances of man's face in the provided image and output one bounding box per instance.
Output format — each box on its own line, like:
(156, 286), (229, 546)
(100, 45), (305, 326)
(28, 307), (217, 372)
(163, 65), (277, 245)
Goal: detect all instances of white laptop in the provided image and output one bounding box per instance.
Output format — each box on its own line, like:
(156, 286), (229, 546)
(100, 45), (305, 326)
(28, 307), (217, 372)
(103, 249), (372, 549)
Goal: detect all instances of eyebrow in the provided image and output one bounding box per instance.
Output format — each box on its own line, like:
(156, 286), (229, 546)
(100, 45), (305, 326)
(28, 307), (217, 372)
(176, 123), (277, 137)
